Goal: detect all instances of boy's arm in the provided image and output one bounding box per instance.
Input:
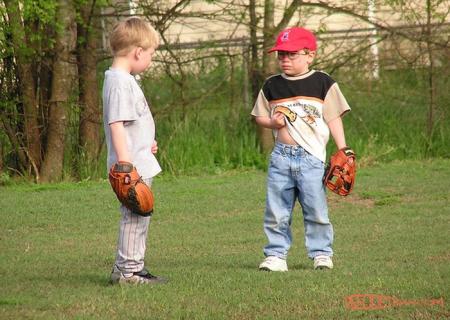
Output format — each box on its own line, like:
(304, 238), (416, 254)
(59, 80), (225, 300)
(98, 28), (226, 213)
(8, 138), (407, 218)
(254, 113), (286, 129)
(110, 121), (131, 162)
(328, 116), (347, 149)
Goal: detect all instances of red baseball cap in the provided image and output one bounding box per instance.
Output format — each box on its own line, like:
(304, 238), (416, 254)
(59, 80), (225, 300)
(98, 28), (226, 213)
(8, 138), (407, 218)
(268, 27), (317, 52)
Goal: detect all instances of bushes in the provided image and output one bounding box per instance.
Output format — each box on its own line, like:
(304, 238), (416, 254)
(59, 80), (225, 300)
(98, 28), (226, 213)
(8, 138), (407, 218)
(2, 63), (448, 180)
(340, 67), (449, 165)
(61, 64), (450, 178)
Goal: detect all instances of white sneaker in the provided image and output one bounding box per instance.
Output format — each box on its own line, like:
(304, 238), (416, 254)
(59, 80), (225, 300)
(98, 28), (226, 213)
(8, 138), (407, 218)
(259, 256), (288, 272)
(314, 255), (333, 270)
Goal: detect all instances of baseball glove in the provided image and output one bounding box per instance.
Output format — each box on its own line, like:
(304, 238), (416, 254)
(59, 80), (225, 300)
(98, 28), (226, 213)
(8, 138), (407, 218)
(108, 162), (154, 216)
(323, 147), (356, 196)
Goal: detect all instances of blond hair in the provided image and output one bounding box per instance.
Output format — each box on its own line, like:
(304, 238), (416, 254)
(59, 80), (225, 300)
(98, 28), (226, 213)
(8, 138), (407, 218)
(110, 17), (160, 56)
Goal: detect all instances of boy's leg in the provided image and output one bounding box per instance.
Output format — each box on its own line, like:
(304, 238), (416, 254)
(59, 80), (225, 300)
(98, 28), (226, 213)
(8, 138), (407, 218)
(114, 206), (150, 274)
(114, 178), (152, 274)
(297, 152), (333, 259)
(263, 144), (296, 259)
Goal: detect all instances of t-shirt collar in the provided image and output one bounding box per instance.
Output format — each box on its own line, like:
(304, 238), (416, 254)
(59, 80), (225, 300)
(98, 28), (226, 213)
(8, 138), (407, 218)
(281, 69), (315, 80)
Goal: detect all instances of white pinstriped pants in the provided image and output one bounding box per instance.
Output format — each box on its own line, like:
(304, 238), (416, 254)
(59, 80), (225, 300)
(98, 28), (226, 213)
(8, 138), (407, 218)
(114, 178), (152, 275)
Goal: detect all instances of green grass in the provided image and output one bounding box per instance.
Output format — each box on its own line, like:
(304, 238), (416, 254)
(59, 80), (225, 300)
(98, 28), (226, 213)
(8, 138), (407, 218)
(1, 160), (449, 319)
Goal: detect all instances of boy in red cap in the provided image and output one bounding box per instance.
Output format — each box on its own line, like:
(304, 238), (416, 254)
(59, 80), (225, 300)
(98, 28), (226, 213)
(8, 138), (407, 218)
(251, 27), (351, 271)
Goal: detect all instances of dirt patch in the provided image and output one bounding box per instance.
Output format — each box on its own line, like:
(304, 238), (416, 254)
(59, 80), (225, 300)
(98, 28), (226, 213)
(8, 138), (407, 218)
(427, 254), (450, 262)
(328, 193), (375, 208)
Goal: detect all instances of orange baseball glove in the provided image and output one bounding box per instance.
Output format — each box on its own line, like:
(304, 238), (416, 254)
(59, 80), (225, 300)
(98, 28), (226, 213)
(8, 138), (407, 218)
(323, 147), (356, 196)
(108, 162), (154, 216)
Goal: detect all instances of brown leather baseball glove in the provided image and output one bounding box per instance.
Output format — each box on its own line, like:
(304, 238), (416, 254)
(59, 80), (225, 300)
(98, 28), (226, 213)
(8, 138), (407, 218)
(108, 162), (154, 216)
(323, 147), (356, 196)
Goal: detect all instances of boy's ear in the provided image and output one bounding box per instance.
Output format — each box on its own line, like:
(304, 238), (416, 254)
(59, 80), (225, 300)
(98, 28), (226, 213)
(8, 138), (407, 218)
(134, 47), (142, 59)
(307, 51), (316, 64)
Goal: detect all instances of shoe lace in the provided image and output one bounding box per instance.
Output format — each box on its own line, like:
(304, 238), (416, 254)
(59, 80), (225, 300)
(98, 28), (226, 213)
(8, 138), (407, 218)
(134, 268), (157, 279)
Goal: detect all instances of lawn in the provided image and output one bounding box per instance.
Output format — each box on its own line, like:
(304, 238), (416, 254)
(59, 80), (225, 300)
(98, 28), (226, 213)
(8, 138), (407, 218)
(0, 160), (449, 319)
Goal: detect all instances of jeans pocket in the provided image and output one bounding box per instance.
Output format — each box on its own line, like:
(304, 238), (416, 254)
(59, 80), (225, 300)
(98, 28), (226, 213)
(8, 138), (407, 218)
(305, 152), (324, 169)
(269, 149), (285, 168)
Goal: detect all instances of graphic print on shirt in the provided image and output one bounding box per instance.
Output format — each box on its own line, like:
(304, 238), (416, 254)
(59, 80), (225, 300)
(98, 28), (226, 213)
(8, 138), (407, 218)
(270, 95), (323, 128)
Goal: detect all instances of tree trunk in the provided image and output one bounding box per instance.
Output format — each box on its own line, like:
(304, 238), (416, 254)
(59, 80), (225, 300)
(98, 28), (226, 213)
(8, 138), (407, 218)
(249, 0), (262, 100)
(263, 0), (302, 77)
(425, 0), (436, 140)
(4, 0), (42, 171)
(228, 54), (240, 124)
(0, 141), (2, 172)
(262, 0), (277, 77)
(242, 46), (250, 110)
(256, 0), (277, 153)
(40, 0), (77, 183)
(0, 117), (28, 172)
(249, 0), (302, 153)
(77, 1), (102, 164)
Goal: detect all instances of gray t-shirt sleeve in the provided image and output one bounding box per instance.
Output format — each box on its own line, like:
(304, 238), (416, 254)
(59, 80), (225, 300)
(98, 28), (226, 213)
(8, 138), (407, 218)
(105, 86), (138, 124)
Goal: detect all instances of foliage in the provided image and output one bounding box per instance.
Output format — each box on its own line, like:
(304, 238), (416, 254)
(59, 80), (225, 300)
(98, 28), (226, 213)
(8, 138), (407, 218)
(0, 160), (449, 318)
(337, 65), (449, 164)
(1, 0), (449, 181)
(149, 63), (449, 175)
(48, 59), (450, 181)
(0, 172), (11, 185)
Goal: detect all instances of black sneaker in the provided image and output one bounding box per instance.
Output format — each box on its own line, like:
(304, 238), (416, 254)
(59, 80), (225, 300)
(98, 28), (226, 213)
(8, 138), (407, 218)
(111, 265), (168, 285)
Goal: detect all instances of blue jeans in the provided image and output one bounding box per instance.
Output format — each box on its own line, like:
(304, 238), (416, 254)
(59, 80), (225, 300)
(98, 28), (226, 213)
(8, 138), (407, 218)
(263, 142), (333, 259)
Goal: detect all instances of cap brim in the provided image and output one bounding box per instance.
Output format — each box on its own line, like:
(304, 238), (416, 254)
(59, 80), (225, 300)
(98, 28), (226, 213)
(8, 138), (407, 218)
(267, 43), (300, 53)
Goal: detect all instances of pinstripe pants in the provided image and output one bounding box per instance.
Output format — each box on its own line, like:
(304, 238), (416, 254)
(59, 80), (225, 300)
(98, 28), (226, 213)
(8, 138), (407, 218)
(114, 178), (152, 275)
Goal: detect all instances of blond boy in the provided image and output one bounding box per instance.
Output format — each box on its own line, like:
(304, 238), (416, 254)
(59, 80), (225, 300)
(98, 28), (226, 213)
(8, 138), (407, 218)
(103, 17), (166, 284)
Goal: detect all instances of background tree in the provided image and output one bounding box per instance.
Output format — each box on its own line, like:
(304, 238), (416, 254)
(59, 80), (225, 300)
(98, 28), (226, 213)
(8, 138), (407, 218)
(1, 0), (107, 182)
(252, 0), (302, 152)
(39, 0), (77, 182)
(3, 0), (44, 176)
(76, 0), (103, 172)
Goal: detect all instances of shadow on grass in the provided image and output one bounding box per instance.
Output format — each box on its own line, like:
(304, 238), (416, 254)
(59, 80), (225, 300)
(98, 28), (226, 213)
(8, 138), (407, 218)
(82, 273), (112, 287)
(233, 261), (312, 271)
(42, 272), (112, 287)
(289, 263), (311, 271)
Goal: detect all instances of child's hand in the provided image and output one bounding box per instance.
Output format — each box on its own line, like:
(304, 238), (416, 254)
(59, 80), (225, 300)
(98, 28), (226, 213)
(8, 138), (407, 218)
(151, 140), (158, 154)
(271, 112), (286, 128)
